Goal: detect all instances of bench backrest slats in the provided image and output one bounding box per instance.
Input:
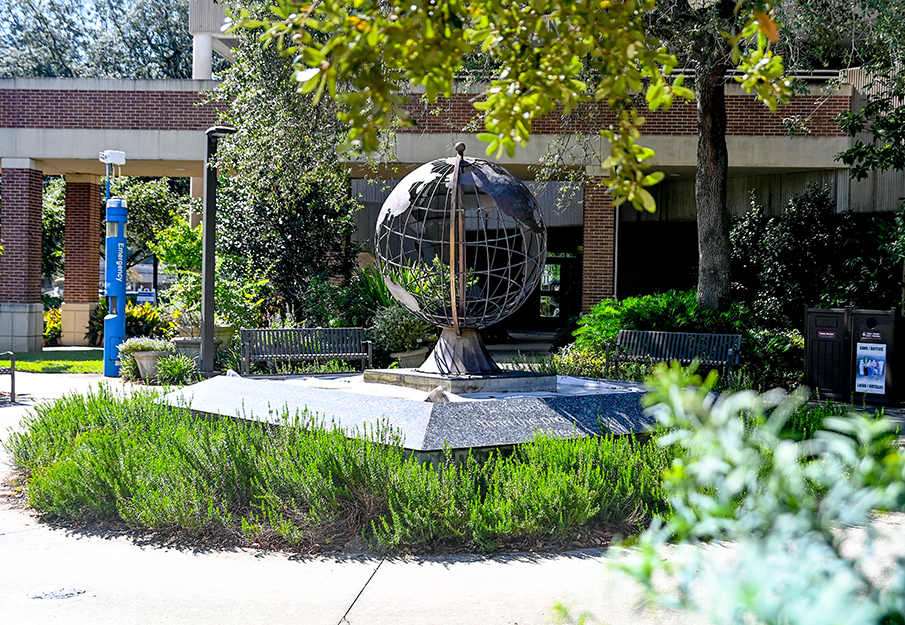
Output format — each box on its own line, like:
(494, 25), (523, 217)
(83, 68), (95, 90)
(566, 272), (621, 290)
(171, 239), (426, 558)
(615, 330), (741, 368)
(239, 327), (372, 374)
(241, 328), (369, 357)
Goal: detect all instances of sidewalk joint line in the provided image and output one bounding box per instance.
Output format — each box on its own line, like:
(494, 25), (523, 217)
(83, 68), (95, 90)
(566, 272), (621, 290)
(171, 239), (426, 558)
(0, 527), (42, 537)
(337, 556), (385, 625)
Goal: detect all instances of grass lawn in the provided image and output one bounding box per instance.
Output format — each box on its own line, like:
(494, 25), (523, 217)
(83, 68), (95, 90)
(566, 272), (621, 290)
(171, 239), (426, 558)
(0, 349), (103, 374)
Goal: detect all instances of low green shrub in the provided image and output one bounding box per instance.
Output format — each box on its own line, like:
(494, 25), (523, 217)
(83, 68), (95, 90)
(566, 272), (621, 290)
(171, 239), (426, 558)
(573, 290), (741, 354)
(777, 399), (862, 441)
(369, 303), (436, 356)
(551, 344), (608, 378)
(342, 265), (394, 328)
(43, 308), (62, 347)
(277, 266), (396, 329)
(611, 363), (904, 625)
(731, 186), (905, 329)
(572, 289), (806, 390)
(155, 353), (199, 386)
(507, 344), (668, 383)
(5, 389), (675, 552)
(215, 337), (243, 374)
(735, 327), (805, 391)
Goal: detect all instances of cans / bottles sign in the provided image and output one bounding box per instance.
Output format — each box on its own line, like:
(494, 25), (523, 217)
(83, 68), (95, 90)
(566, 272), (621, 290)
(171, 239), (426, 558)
(855, 342), (887, 395)
(861, 331), (882, 340)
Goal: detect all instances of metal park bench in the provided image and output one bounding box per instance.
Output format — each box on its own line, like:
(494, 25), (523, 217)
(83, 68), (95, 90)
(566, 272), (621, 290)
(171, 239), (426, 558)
(239, 328), (373, 375)
(608, 330), (741, 380)
(0, 351), (15, 402)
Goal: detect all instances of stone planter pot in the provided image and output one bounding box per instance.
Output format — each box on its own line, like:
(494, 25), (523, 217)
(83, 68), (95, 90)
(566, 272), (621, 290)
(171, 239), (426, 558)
(132, 350), (172, 383)
(214, 325), (236, 350)
(173, 337), (223, 366)
(174, 326), (234, 352)
(390, 346), (430, 368)
(174, 325), (199, 339)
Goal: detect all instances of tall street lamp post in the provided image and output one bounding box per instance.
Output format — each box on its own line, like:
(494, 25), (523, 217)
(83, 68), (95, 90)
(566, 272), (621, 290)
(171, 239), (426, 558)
(200, 126), (236, 375)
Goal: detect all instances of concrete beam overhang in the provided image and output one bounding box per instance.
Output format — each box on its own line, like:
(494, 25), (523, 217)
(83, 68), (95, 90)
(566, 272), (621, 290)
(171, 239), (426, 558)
(0, 77), (219, 91)
(0, 129), (206, 176)
(346, 132), (852, 180)
(607, 135), (851, 170)
(212, 39), (237, 63)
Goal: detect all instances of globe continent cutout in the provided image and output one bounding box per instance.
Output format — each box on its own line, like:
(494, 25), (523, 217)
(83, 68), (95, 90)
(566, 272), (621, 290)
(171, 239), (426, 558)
(376, 156), (547, 330)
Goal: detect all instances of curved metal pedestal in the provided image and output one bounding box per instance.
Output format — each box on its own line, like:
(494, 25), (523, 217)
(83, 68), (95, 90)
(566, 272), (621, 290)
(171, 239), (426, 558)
(417, 328), (500, 375)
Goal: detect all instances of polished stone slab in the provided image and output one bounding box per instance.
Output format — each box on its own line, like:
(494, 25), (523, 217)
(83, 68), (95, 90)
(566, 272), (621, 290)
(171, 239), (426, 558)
(161, 375), (652, 452)
(363, 368), (558, 394)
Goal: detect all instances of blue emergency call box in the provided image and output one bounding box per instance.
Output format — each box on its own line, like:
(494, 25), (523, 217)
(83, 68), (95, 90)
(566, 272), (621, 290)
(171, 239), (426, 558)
(104, 197), (128, 377)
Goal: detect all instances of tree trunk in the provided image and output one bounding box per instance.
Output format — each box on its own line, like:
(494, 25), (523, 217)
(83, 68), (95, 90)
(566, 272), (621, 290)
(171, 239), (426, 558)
(695, 57), (731, 312)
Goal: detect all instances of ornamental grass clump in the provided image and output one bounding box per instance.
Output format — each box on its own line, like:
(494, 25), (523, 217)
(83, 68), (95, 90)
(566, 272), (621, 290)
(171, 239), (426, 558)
(154, 353), (199, 386)
(4, 388), (675, 553)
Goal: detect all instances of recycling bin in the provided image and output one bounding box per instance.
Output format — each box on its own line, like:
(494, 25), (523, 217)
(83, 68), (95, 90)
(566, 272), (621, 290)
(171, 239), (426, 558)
(804, 307), (851, 399)
(805, 307), (901, 405)
(851, 308), (899, 405)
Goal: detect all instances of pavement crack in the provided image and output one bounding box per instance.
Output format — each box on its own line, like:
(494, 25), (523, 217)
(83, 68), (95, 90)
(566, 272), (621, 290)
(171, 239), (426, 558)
(336, 556), (385, 625)
(0, 526), (41, 537)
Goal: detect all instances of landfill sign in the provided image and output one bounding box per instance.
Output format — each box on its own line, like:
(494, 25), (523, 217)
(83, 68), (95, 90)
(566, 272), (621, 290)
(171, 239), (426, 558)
(855, 342), (887, 395)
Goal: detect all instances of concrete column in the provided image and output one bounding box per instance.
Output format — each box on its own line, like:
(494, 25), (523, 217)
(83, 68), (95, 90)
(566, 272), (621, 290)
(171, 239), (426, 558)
(61, 174), (103, 346)
(193, 34), (214, 80)
(581, 177), (617, 313)
(0, 158), (44, 352)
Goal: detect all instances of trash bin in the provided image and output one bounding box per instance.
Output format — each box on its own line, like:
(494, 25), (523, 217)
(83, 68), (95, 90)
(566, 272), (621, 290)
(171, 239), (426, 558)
(851, 308), (899, 405)
(805, 307), (901, 405)
(804, 307), (851, 400)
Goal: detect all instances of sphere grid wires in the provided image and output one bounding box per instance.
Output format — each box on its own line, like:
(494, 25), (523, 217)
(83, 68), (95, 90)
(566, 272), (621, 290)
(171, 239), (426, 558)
(376, 149), (547, 332)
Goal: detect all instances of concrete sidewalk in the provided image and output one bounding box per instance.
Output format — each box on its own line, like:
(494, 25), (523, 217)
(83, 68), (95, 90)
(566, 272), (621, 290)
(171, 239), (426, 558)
(0, 373), (698, 625)
(2, 374), (903, 624)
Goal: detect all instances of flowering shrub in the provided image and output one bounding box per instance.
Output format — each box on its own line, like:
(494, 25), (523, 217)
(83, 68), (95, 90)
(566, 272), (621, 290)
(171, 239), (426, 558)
(43, 307), (62, 347)
(85, 300), (175, 346)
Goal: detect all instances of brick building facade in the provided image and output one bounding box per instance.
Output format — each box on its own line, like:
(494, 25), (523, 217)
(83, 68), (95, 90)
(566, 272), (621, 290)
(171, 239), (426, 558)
(398, 91), (850, 138)
(0, 74), (893, 349)
(0, 79), (219, 350)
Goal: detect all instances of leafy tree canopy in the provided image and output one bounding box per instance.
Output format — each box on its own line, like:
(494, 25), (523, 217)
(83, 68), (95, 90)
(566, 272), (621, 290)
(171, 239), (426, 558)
(0, 0), (202, 79)
(802, 0), (905, 178)
(232, 0), (792, 212)
(212, 6), (361, 322)
(108, 177), (187, 268)
(42, 177), (66, 281)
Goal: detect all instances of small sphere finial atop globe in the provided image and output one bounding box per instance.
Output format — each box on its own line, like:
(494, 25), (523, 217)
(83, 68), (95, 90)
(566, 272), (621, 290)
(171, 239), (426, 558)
(375, 146), (547, 374)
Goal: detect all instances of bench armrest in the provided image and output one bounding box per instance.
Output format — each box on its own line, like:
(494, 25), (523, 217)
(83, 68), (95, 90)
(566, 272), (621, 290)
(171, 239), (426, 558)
(1, 351), (14, 402)
(240, 341), (250, 375)
(363, 340), (373, 369)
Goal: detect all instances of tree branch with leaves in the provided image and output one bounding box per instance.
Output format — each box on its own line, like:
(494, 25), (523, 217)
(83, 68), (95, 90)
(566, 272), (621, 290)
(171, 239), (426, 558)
(230, 0), (792, 312)
(231, 0), (790, 213)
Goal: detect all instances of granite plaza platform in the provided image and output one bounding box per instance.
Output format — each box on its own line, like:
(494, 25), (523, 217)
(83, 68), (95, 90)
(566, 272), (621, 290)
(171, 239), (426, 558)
(161, 372), (652, 454)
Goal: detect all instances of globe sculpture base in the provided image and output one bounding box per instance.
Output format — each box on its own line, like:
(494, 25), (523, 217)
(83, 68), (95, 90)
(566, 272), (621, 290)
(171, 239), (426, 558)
(417, 328), (501, 375)
(363, 367), (558, 395)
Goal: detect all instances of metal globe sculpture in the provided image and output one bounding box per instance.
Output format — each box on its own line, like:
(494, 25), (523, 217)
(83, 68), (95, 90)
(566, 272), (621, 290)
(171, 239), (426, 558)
(376, 144), (547, 374)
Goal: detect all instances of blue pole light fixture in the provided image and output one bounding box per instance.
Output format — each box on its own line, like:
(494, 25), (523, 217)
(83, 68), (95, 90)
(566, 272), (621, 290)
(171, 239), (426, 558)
(99, 149), (127, 377)
(103, 197), (128, 377)
(98, 150), (126, 202)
